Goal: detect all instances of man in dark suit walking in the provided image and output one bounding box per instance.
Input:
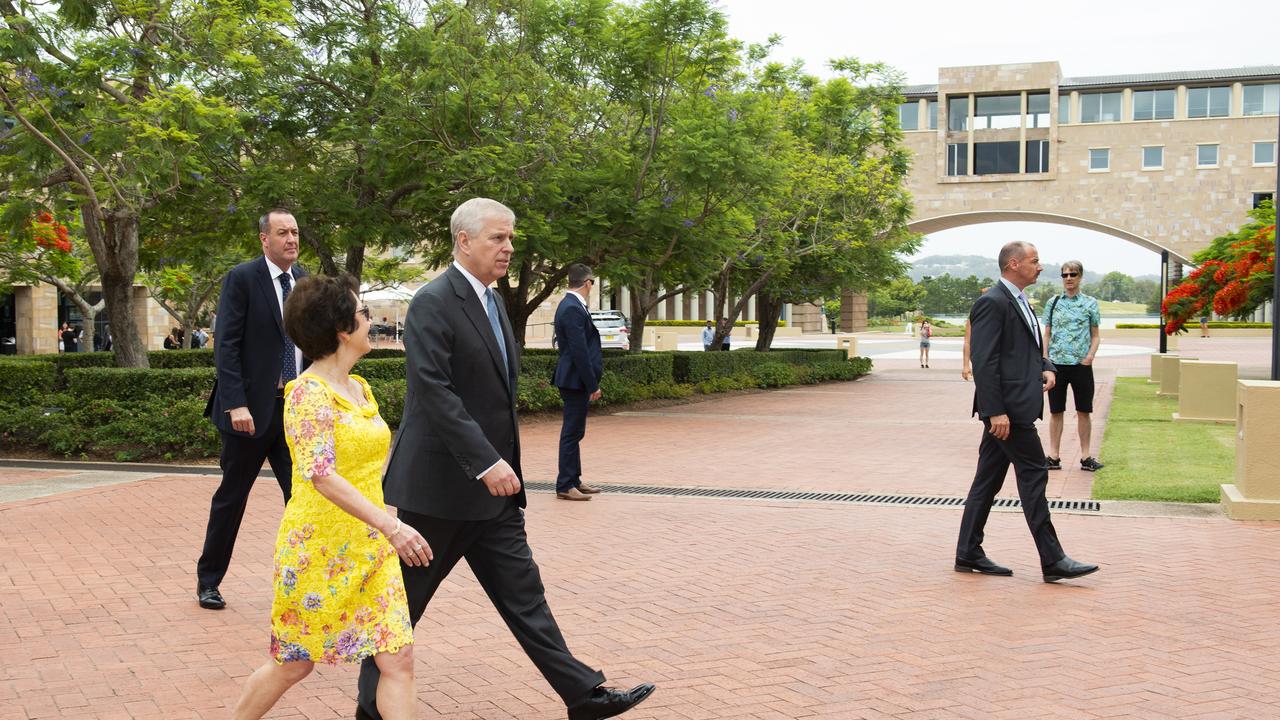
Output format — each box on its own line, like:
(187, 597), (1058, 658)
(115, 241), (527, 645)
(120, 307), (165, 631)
(955, 241), (1098, 583)
(197, 208), (306, 610)
(553, 263), (604, 502)
(356, 198), (653, 720)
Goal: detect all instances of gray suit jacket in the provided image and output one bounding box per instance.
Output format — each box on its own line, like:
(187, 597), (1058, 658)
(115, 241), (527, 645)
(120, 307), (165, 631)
(970, 282), (1055, 425)
(383, 265), (525, 520)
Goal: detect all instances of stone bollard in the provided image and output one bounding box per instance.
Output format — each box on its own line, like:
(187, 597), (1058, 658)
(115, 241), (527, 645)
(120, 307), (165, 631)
(743, 325), (754, 338)
(655, 330), (680, 351)
(1156, 355), (1195, 397)
(1173, 361), (1237, 423)
(1149, 352), (1177, 384)
(643, 327), (657, 348)
(836, 334), (858, 359)
(1221, 380), (1280, 520)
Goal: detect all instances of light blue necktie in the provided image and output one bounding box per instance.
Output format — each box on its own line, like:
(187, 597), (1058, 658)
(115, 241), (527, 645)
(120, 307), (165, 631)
(484, 288), (509, 375)
(1018, 292), (1041, 348)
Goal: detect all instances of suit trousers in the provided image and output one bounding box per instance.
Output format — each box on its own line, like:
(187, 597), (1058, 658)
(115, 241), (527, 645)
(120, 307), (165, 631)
(556, 387), (590, 493)
(196, 396), (292, 588)
(357, 501), (604, 718)
(956, 420), (1065, 567)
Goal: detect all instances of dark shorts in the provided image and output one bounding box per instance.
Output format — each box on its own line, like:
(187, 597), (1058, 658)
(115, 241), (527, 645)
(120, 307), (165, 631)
(1048, 363), (1095, 414)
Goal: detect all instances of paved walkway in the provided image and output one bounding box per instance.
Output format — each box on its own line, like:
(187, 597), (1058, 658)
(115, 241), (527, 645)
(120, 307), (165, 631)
(3, 337), (1278, 719)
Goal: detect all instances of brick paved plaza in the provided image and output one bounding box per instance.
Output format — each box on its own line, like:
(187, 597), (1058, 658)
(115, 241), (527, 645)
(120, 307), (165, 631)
(3, 337), (1278, 719)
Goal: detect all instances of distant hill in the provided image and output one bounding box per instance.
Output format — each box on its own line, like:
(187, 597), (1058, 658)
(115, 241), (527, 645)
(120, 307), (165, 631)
(906, 255), (1156, 284)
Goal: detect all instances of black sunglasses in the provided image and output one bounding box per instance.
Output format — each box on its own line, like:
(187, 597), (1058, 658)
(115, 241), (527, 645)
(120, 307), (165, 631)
(1061, 272), (1080, 278)
(358, 306), (372, 320)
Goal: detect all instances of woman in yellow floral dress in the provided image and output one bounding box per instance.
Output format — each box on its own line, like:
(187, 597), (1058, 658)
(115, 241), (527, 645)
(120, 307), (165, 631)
(232, 274), (432, 720)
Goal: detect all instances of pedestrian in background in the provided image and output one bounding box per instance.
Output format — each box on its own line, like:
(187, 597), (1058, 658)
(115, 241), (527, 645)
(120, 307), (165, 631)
(553, 263), (604, 502)
(1041, 260), (1103, 473)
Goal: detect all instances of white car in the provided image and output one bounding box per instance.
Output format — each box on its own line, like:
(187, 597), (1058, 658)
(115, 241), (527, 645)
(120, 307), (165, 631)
(590, 310), (630, 350)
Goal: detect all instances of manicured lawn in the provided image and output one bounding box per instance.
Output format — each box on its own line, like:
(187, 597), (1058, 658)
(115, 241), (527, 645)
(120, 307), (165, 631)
(1093, 377), (1235, 503)
(1097, 300), (1151, 315)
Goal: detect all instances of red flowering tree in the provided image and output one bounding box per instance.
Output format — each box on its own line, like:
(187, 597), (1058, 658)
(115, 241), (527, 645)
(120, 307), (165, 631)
(1162, 202), (1275, 335)
(1, 210), (106, 350)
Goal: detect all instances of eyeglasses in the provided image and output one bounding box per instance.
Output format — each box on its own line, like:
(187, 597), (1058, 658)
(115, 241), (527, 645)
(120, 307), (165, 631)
(1061, 272), (1080, 278)
(358, 306), (371, 321)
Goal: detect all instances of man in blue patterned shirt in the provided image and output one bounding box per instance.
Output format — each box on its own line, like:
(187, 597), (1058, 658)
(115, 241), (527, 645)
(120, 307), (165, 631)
(1040, 260), (1103, 472)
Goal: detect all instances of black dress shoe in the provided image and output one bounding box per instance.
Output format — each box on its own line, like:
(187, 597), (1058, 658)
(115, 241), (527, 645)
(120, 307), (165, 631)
(568, 683), (655, 720)
(954, 556), (1013, 576)
(197, 585), (226, 610)
(354, 704), (376, 720)
(1043, 556), (1099, 583)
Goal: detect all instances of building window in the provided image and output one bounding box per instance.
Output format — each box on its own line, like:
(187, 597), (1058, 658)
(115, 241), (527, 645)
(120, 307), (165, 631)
(927, 100), (938, 129)
(1058, 95), (1071, 124)
(1255, 141), (1277, 166)
(1132, 89), (1175, 121)
(1253, 192), (1275, 209)
(1089, 147), (1110, 171)
(1142, 146), (1164, 170)
(899, 101), (919, 131)
(948, 96), (969, 131)
(974, 94), (1021, 130)
(1025, 140), (1050, 173)
(1243, 83), (1280, 116)
(974, 141), (1020, 174)
(1187, 86), (1231, 118)
(1197, 143), (1219, 167)
(1027, 93), (1050, 128)
(1080, 92), (1122, 123)
(947, 143), (968, 176)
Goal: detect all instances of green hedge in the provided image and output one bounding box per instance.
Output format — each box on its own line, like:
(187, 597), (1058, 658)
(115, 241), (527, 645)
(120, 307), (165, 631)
(671, 349), (847, 383)
(0, 358), (57, 401)
(67, 367), (217, 400)
(0, 394), (220, 461)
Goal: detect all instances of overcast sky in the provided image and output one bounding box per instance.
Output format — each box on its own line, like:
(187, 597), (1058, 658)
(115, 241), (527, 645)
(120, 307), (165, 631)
(715, 0), (1278, 275)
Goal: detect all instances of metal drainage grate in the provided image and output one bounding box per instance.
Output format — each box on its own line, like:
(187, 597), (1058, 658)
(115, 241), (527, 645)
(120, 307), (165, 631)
(524, 482), (1099, 512)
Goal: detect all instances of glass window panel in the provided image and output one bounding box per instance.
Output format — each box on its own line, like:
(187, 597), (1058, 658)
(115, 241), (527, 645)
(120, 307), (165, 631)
(947, 143), (968, 175)
(974, 141), (1020, 174)
(1025, 140), (1050, 173)
(927, 100), (938, 129)
(1080, 92), (1122, 123)
(1209, 87), (1230, 117)
(1255, 141), (1277, 165)
(1253, 192), (1275, 209)
(948, 96), (969, 131)
(1197, 144), (1218, 166)
(1089, 148), (1109, 170)
(899, 102), (919, 131)
(1133, 89), (1175, 120)
(975, 94), (1021, 129)
(1189, 86), (1231, 118)
(1058, 95), (1071, 124)
(1142, 146), (1163, 169)
(1243, 84), (1280, 115)
(1027, 93), (1050, 128)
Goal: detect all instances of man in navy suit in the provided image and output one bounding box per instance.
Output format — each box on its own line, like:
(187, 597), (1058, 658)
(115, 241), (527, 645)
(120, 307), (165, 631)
(197, 208), (306, 609)
(955, 241), (1098, 583)
(552, 264), (604, 501)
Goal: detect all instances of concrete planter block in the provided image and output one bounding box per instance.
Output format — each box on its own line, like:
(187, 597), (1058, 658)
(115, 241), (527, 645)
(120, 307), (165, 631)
(1221, 380), (1280, 520)
(1173, 361), (1237, 424)
(836, 334), (858, 359)
(1149, 352), (1177, 384)
(772, 326), (802, 337)
(655, 330), (680, 351)
(1156, 355), (1195, 396)
(642, 327), (657, 347)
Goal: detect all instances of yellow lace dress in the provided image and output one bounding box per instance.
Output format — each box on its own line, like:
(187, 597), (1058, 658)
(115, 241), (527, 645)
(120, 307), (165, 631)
(269, 374), (413, 664)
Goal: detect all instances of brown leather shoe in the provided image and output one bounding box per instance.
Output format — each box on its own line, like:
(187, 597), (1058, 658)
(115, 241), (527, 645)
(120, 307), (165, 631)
(577, 482), (601, 494)
(556, 487), (592, 501)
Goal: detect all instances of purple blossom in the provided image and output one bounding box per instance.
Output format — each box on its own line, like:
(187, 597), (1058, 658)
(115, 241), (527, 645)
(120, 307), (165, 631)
(189, 171), (204, 181)
(335, 629), (362, 658)
(79, 132), (92, 144)
(662, 194), (675, 208)
(568, 19), (577, 26)
(225, 203), (237, 214)
(727, 109), (738, 121)
(703, 84), (719, 98)
(281, 566), (297, 589)
(682, 219), (695, 228)
(303, 593), (323, 610)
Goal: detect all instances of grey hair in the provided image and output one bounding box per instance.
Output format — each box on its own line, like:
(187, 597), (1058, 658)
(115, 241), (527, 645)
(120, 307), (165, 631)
(451, 198), (515, 250)
(1061, 259), (1084, 275)
(997, 241), (1034, 271)
(258, 208), (293, 235)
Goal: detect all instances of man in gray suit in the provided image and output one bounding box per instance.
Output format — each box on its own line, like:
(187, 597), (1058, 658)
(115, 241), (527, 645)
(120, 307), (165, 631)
(356, 198), (653, 720)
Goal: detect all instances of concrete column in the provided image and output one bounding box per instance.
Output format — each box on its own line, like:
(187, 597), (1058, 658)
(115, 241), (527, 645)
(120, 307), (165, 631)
(620, 288), (631, 317)
(674, 292), (684, 321)
(1175, 86), (1186, 120)
(747, 295), (756, 322)
(15, 284), (59, 355)
(1232, 82), (1243, 116)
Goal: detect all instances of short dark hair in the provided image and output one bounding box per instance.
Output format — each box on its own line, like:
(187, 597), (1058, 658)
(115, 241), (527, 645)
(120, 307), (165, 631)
(998, 241), (1032, 271)
(566, 263), (593, 289)
(284, 273), (360, 360)
(259, 207), (294, 235)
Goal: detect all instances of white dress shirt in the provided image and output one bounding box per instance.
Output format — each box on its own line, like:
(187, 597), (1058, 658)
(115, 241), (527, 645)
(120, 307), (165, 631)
(264, 256), (303, 377)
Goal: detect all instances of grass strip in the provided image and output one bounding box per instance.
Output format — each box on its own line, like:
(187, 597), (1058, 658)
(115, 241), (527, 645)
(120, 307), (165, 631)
(1093, 377), (1234, 503)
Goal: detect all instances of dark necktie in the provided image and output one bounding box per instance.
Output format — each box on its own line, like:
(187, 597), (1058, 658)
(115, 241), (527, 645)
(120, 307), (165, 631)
(279, 272), (298, 383)
(484, 288), (510, 375)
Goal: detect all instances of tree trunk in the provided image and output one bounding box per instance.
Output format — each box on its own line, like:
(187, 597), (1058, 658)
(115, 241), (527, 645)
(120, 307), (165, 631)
(82, 204), (148, 368)
(345, 243), (365, 281)
(753, 291), (785, 351)
(625, 284), (662, 354)
(499, 275), (534, 348)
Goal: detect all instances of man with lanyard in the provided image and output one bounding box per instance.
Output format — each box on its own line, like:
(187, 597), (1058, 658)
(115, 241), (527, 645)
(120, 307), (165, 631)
(1041, 260), (1103, 472)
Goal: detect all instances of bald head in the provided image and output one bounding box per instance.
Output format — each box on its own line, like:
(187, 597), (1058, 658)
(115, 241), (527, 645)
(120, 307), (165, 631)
(997, 241), (1033, 272)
